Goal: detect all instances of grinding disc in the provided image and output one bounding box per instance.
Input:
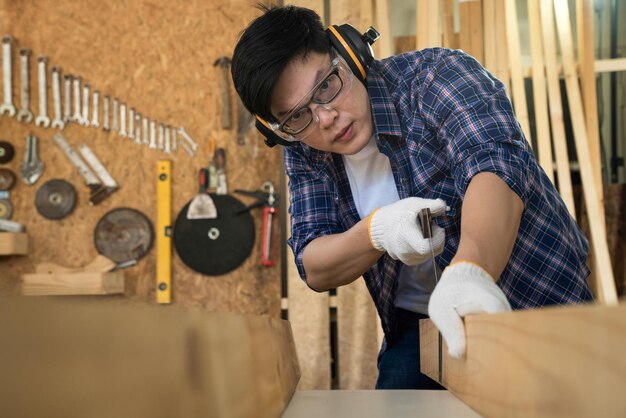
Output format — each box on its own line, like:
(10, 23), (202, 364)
(173, 194), (255, 276)
(0, 141), (15, 164)
(0, 168), (16, 191)
(0, 199), (13, 219)
(35, 179), (77, 220)
(94, 207), (154, 264)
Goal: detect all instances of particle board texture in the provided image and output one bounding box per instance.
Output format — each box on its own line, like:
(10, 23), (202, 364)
(0, 1), (283, 316)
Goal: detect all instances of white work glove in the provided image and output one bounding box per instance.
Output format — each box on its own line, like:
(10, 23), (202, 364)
(367, 197), (446, 265)
(428, 261), (512, 358)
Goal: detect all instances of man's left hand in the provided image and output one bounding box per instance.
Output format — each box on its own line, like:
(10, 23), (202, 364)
(427, 261), (512, 358)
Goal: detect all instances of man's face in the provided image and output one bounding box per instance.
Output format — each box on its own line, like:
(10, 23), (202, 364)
(270, 52), (373, 154)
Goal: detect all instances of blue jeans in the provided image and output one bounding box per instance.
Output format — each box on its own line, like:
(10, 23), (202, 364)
(375, 308), (444, 390)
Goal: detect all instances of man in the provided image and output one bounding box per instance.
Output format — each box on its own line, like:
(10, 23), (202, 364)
(232, 5), (593, 389)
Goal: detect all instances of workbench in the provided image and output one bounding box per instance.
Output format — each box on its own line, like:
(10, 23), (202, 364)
(282, 390), (482, 417)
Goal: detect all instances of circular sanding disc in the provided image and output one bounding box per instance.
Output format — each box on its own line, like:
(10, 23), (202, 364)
(173, 194), (255, 276)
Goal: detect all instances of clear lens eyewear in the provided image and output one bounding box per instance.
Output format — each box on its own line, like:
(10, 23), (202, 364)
(275, 54), (354, 141)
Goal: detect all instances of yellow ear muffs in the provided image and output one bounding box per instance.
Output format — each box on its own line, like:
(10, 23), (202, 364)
(326, 24), (379, 83)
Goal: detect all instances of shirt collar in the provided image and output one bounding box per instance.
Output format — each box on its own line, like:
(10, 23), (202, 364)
(366, 60), (404, 138)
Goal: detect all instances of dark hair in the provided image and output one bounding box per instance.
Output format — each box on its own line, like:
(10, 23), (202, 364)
(231, 5), (331, 122)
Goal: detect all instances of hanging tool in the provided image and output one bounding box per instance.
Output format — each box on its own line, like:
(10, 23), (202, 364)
(0, 168), (16, 191)
(94, 208), (154, 265)
(235, 181), (277, 267)
(0, 140), (15, 164)
(213, 56), (232, 130)
(187, 168), (217, 219)
(236, 96), (255, 145)
(35, 179), (77, 220)
(214, 148), (227, 195)
(156, 160), (172, 304)
(20, 135), (44, 186)
(53, 134), (118, 205)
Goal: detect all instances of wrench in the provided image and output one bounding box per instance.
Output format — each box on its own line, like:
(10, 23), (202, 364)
(20, 135), (44, 185)
(142, 116), (149, 144)
(51, 66), (65, 129)
(112, 98), (119, 131)
(128, 107), (135, 139)
(178, 127), (199, 151)
(35, 57), (50, 128)
(164, 125), (171, 153)
(134, 112), (142, 144)
(63, 74), (72, 123)
(16, 48), (33, 122)
(119, 102), (127, 137)
(149, 119), (156, 149)
(72, 76), (82, 123)
(1, 36), (16, 117)
(158, 123), (164, 149)
(172, 126), (178, 152)
(81, 83), (90, 127)
(92, 90), (100, 128)
(102, 94), (110, 131)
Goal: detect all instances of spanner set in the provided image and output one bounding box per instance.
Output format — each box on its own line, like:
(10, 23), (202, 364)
(0, 34), (200, 157)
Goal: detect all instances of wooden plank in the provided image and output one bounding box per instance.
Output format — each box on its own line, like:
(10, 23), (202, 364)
(595, 57), (626, 73)
(528, 0), (554, 182)
(443, 0), (459, 49)
(0, 297), (300, 418)
(504, 0), (532, 145)
(482, 0), (497, 73)
(577, 0), (603, 220)
(493, 0), (511, 92)
(21, 271), (125, 296)
(553, 0), (617, 305)
(287, 0), (332, 390)
(459, 0), (483, 63)
(337, 279), (379, 389)
(416, 0), (430, 50)
(420, 303), (626, 418)
(539, 0), (576, 217)
(373, 0), (392, 58)
(0, 232), (28, 255)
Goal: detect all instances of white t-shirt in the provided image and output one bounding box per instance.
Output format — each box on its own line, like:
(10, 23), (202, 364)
(342, 136), (438, 315)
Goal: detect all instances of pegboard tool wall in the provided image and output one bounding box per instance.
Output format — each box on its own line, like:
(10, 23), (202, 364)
(0, 0), (282, 316)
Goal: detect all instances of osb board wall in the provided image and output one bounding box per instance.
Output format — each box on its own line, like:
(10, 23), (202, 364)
(0, 0), (282, 317)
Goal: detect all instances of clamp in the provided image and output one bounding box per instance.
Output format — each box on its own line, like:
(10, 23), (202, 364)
(235, 182), (277, 266)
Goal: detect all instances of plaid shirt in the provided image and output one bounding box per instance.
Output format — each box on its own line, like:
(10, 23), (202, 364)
(285, 48), (592, 342)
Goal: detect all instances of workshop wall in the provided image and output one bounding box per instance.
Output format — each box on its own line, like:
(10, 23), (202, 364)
(0, 0), (282, 316)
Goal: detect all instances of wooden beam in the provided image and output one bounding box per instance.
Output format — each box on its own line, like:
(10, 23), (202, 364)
(504, 0), (532, 144)
(539, 0), (576, 217)
(494, 0), (510, 93)
(577, 0), (604, 219)
(553, 0), (617, 305)
(373, 0), (392, 58)
(595, 58), (626, 73)
(420, 303), (626, 418)
(0, 232), (28, 255)
(528, 0), (554, 182)
(0, 297), (300, 418)
(482, 0), (497, 73)
(21, 271), (125, 296)
(459, 0), (483, 63)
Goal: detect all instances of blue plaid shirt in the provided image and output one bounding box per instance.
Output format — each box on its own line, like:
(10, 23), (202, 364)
(285, 48), (593, 342)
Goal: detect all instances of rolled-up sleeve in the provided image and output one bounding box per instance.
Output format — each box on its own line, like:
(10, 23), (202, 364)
(284, 145), (341, 284)
(416, 50), (531, 203)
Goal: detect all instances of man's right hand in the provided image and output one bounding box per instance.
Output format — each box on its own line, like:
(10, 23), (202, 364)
(367, 197), (447, 265)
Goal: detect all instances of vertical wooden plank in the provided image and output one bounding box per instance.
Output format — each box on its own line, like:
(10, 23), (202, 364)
(443, 0), (459, 49)
(459, 0), (483, 63)
(577, 0), (604, 219)
(528, 0), (554, 182)
(284, 0), (331, 390)
(330, 0), (382, 390)
(553, 0), (617, 305)
(416, 0), (430, 50)
(504, 0), (532, 145)
(482, 0), (497, 73)
(337, 280), (380, 389)
(494, 0), (511, 93)
(373, 0), (392, 59)
(539, 0), (576, 217)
